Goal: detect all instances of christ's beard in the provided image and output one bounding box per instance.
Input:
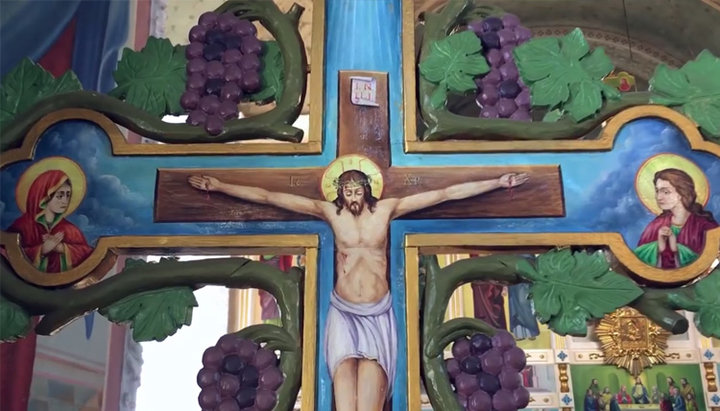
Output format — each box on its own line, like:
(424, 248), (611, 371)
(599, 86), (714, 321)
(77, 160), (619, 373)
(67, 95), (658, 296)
(348, 202), (363, 216)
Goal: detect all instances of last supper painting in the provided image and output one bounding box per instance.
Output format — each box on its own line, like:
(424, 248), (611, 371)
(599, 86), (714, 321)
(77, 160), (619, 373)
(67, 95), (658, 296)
(1, 1), (720, 411)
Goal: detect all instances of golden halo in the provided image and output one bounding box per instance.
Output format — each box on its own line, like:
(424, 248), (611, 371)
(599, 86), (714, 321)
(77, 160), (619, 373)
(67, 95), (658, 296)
(635, 153), (709, 215)
(15, 157), (87, 215)
(321, 154), (384, 201)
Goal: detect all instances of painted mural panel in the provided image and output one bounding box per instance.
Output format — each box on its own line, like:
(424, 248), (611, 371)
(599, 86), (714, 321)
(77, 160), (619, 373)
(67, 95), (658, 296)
(571, 364), (706, 411)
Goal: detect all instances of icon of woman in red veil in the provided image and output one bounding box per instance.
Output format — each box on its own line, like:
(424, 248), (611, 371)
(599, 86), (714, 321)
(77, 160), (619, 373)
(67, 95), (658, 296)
(7, 157), (93, 272)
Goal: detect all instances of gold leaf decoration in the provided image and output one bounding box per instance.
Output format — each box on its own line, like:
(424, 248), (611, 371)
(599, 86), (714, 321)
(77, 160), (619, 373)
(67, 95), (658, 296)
(596, 307), (671, 376)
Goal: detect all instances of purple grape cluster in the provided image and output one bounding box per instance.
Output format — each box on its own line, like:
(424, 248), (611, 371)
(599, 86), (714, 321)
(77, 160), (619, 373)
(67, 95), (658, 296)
(445, 330), (530, 411)
(467, 15), (533, 121)
(182, 11), (264, 135)
(197, 334), (284, 411)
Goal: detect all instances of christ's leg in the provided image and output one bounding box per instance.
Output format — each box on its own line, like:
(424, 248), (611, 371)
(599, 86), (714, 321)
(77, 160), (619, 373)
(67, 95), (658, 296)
(356, 359), (388, 411)
(333, 358), (358, 411)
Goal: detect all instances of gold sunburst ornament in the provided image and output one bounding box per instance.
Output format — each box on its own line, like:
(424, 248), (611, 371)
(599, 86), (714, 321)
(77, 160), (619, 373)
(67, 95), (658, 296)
(596, 307), (671, 376)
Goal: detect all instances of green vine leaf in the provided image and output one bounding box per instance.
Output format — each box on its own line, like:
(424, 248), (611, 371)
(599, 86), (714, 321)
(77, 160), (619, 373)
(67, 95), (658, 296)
(513, 28), (618, 122)
(99, 287), (197, 342)
(109, 36), (186, 118)
(0, 297), (32, 342)
(250, 41), (284, 103)
(669, 271), (720, 338)
(516, 249), (643, 336)
(419, 30), (489, 109)
(542, 109), (564, 122)
(0, 58), (82, 132)
(649, 50), (720, 139)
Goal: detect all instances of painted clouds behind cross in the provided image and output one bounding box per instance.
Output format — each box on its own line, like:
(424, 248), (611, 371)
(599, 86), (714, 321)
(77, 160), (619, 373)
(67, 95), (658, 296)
(572, 120), (720, 246)
(1, 117), (717, 249)
(0, 121), (148, 244)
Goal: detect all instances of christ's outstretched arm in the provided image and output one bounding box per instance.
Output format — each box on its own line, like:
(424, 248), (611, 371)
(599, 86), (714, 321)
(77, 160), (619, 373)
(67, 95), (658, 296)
(389, 173), (529, 219)
(188, 175), (329, 219)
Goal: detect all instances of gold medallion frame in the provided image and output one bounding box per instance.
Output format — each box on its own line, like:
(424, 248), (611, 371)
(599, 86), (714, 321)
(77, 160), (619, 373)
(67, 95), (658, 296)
(595, 307), (671, 376)
(404, 232), (720, 410)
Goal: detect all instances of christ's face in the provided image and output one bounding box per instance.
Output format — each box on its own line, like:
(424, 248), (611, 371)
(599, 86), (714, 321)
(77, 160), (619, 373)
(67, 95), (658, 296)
(655, 179), (681, 211)
(342, 184), (365, 216)
(47, 183), (71, 214)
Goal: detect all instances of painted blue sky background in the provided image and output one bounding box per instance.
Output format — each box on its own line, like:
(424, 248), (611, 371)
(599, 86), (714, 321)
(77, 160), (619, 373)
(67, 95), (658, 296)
(2, 117), (718, 250)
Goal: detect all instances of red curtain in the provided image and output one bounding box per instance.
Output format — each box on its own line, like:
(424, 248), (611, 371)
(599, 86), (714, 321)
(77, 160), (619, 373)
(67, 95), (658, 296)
(469, 254), (508, 330)
(0, 318), (39, 411)
(0, 19), (76, 411)
(470, 283), (508, 329)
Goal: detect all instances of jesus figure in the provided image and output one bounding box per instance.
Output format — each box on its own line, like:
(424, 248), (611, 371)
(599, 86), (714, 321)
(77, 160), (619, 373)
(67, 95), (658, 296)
(188, 167), (528, 411)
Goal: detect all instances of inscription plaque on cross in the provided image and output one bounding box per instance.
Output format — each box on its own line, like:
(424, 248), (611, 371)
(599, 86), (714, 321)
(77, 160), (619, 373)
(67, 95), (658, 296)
(155, 71), (563, 410)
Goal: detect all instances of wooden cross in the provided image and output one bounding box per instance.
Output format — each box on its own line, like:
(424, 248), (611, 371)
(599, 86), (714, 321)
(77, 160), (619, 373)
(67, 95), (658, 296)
(154, 70), (563, 410)
(155, 71), (564, 222)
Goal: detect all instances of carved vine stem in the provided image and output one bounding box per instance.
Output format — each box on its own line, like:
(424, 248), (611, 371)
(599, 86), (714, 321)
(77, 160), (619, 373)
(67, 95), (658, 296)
(417, 0), (652, 141)
(0, 257), (302, 411)
(421, 254), (524, 411)
(629, 287), (692, 334)
(1, 0), (307, 152)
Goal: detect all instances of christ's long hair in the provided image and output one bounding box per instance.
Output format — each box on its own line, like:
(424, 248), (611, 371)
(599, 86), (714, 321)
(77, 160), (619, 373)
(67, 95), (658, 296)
(333, 170), (378, 215)
(654, 168), (716, 222)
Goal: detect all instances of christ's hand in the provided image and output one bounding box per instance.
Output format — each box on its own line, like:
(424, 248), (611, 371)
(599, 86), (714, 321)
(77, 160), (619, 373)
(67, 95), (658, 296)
(498, 173), (529, 188)
(188, 175), (222, 192)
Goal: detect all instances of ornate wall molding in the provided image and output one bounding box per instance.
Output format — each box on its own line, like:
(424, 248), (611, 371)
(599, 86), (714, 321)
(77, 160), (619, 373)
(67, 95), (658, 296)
(705, 362), (718, 392)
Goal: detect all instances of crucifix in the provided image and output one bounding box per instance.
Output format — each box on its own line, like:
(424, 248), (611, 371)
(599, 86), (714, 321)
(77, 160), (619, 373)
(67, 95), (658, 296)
(155, 71), (564, 410)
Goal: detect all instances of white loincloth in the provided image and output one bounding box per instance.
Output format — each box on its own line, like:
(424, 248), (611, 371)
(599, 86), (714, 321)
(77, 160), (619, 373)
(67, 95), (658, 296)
(325, 290), (397, 395)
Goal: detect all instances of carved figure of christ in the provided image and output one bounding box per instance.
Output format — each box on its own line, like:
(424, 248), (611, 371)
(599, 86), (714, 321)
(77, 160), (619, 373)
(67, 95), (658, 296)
(188, 170), (528, 411)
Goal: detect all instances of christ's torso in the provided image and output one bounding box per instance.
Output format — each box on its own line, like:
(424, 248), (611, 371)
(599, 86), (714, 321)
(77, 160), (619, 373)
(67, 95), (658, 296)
(326, 202), (392, 304)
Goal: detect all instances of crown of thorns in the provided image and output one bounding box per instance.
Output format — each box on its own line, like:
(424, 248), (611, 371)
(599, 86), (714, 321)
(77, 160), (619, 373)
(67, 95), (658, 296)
(332, 173), (372, 189)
